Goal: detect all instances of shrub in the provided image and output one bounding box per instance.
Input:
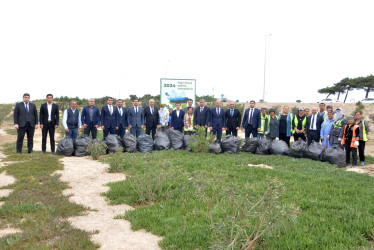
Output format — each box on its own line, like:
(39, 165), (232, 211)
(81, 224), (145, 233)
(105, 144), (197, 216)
(291, 106), (299, 115)
(107, 148), (125, 173)
(189, 126), (215, 153)
(86, 139), (108, 160)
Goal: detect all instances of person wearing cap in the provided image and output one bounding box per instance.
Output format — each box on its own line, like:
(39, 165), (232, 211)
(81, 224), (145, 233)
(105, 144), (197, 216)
(329, 108), (347, 149)
(258, 108), (269, 140)
(278, 106), (293, 146)
(305, 107), (324, 145)
(305, 108), (311, 117)
(342, 116), (360, 167)
(267, 108), (279, 140)
(292, 106), (307, 142)
(318, 103), (327, 118)
(320, 111), (334, 148)
(355, 110), (370, 166)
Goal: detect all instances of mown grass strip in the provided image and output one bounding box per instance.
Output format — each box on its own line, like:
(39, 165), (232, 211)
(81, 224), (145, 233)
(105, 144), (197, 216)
(0, 143), (98, 249)
(102, 150), (374, 249)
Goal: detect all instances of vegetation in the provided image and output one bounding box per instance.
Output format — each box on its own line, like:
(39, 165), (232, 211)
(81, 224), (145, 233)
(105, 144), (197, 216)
(103, 150), (374, 249)
(189, 126), (216, 153)
(0, 104), (13, 126)
(0, 143), (98, 249)
(86, 139), (108, 160)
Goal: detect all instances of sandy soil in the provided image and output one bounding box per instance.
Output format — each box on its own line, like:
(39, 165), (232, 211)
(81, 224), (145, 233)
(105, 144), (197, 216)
(247, 163), (273, 169)
(346, 165), (374, 177)
(0, 227), (22, 238)
(55, 157), (162, 250)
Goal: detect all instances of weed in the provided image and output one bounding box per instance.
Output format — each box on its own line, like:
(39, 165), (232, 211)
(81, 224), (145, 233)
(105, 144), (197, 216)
(189, 126), (215, 153)
(86, 139), (107, 160)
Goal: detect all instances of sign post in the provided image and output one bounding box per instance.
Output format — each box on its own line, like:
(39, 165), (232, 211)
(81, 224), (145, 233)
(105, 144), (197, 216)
(160, 78), (196, 108)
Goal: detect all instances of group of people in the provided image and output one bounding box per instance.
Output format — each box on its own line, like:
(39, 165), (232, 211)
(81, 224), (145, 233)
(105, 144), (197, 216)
(13, 94), (370, 167)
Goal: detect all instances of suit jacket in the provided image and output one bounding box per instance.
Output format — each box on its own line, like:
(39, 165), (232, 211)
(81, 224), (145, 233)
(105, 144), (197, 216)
(144, 106), (159, 128)
(171, 109), (185, 130)
(117, 106), (128, 127)
(14, 102), (38, 127)
(39, 103), (59, 126)
(225, 108), (241, 129)
(81, 106), (101, 126)
(193, 106), (210, 126)
(128, 106), (144, 127)
(210, 107), (226, 128)
(305, 114), (324, 135)
(101, 105), (119, 128)
(242, 108), (261, 129)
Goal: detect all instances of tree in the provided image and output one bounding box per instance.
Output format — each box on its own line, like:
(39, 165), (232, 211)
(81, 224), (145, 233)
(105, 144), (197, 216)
(317, 86), (336, 99)
(339, 77), (358, 103)
(356, 75), (374, 98)
(332, 82), (346, 100)
(129, 95), (138, 101)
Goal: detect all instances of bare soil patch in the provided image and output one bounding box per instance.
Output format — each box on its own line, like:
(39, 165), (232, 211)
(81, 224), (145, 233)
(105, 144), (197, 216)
(247, 163), (273, 169)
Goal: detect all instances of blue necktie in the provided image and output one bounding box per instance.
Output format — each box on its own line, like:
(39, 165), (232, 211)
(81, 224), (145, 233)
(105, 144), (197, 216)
(231, 109), (234, 117)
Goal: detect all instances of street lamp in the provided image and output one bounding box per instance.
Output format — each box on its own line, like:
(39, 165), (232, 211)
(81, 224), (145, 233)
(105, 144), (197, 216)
(262, 34), (271, 102)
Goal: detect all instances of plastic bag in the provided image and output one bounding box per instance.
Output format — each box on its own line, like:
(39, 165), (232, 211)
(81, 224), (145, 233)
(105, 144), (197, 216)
(269, 140), (289, 155)
(321, 145), (346, 168)
(256, 138), (271, 155)
(304, 141), (324, 161)
(165, 129), (184, 150)
(136, 134), (154, 153)
(209, 142), (222, 154)
(183, 135), (192, 151)
(56, 137), (75, 156)
(154, 132), (171, 150)
(241, 138), (258, 153)
(105, 134), (123, 153)
(289, 138), (308, 158)
(221, 135), (241, 154)
(123, 133), (137, 153)
(74, 135), (92, 157)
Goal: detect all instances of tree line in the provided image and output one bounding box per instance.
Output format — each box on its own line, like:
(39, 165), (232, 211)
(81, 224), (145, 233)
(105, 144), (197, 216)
(318, 74), (374, 103)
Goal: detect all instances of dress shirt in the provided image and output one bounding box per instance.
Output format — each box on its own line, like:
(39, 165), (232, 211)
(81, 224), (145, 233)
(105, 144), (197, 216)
(63, 108), (82, 129)
(47, 103), (52, 121)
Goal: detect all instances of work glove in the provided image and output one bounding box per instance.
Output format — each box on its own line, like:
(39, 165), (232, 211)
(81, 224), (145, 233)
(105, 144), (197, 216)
(338, 138), (342, 142)
(265, 131), (268, 135)
(341, 140), (344, 145)
(327, 135), (330, 139)
(354, 141), (359, 147)
(321, 137), (324, 141)
(188, 127), (193, 131)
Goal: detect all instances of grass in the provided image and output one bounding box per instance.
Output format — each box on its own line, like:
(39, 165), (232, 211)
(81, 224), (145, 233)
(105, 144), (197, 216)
(0, 104), (13, 126)
(102, 150), (374, 249)
(0, 143), (99, 249)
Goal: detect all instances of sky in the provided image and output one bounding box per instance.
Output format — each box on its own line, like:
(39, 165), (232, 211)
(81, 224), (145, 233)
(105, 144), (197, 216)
(0, 0), (373, 104)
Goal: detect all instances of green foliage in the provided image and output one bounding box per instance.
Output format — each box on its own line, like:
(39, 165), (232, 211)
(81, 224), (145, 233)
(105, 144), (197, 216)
(189, 126), (215, 153)
(86, 139), (108, 160)
(0, 104), (13, 125)
(271, 105), (281, 115)
(351, 101), (365, 116)
(296, 100), (301, 103)
(106, 148), (125, 173)
(291, 106), (299, 115)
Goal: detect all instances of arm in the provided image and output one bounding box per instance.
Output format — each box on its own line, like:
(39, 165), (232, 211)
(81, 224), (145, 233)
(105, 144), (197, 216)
(96, 108), (101, 127)
(242, 110), (247, 128)
(81, 107), (86, 125)
(78, 111), (82, 128)
(365, 121), (370, 134)
(257, 111), (261, 129)
(100, 108), (105, 127)
(62, 110), (68, 129)
(55, 105), (59, 126)
(124, 109), (128, 127)
(14, 104), (19, 127)
(34, 104), (38, 126)
(39, 105), (44, 125)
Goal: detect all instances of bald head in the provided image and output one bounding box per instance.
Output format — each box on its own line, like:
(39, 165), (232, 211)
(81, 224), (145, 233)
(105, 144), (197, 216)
(215, 99), (221, 108)
(311, 107), (318, 115)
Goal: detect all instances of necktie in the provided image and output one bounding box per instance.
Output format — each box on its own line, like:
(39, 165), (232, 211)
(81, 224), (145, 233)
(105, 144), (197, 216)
(249, 109), (253, 124)
(119, 107), (122, 116)
(311, 115), (315, 130)
(151, 107), (153, 115)
(26, 103), (30, 121)
(109, 105), (112, 115)
(231, 109), (234, 117)
(135, 107), (138, 113)
(217, 108), (219, 114)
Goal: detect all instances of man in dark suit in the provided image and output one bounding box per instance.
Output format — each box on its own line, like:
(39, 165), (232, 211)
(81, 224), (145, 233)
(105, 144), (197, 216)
(194, 99), (210, 135)
(116, 99), (128, 138)
(225, 101), (241, 136)
(128, 98), (145, 137)
(171, 102), (185, 133)
(241, 100), (261, 138)
(101, 97), (119, 139)
(183, 99), (195, 114)
(144, 99), (159, 139)
(209, 100), (226, 142)
(81, 98), (101, 139)
(39, 94), (59, 154)
(14, 93), (38, 154)
(305, 107), (324, 145)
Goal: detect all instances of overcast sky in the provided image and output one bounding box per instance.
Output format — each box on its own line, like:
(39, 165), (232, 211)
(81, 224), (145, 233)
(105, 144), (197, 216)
(1, 0), (373, 104)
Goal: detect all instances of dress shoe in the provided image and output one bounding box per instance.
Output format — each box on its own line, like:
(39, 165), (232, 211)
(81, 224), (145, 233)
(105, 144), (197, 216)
(28, 151), (34, 154)
(41, 151), (46, 154)
(52, 152), (56, 155)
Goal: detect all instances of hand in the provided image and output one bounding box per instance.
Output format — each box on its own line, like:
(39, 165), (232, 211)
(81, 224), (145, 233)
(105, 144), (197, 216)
(305, 134), (307, 137)
(40, 124), (44, 129)
(15, 125), (19, 130)
(241, 127), (244, 132)
(209, 127), (213, 131)
(354, 141), (359, 147)
(265, 131), (268, 135)
(257, 128), (261, 131)
(157, 125), (160, 129)
(35, 125), (38, 129)
(222, 127), (225, 131)
(128, 125), (132, 129)
(194, 125), (197, 128)
(65, 128), (69, 133)
(78, 128), (82, 133)
(321, 137), (324, 141)
(327, 135), (330, 139)
(204, 125), (208, 129)
(236, 127), (240, 130)
(101, 126), (105, 130)
(83, 124), (87, 129)
(338, 138), (342, 142)
(115, 127), (119, 130)
(171, 127), (174, 130)
(55, 125), (58, 129)
(141, 125), (145, 129)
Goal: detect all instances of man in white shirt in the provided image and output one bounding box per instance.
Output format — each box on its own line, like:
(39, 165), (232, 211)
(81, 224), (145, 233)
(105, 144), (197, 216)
(101, 97), (119, 139)
(306, 107), (324, 145)
(62, 100), (82, 142)
(171, 102), (185, 133)
(39, 94), (59, 154)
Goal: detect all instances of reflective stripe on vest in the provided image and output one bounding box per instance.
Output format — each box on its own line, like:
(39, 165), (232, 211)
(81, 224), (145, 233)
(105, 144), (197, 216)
(333, 119), (343, 129)
(362, 120), (368, 142)
(259, 114), (268, 134)
(342, 124), (359, 148)
(293, 115), (307, 133)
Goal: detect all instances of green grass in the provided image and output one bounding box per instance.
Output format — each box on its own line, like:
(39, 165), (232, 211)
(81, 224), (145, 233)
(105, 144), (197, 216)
(0, 104), (13, 126)
(0, 143), (98, 249)
(102, 150), (374, 249)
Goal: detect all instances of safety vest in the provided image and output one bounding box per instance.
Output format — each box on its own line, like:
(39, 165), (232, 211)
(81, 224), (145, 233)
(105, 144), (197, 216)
(333, 119), (343, 129)
(258, 114), (269, 134)
(342, 124), (359, 148)
(293, 115), (307, 133)
(184, 114), (194, 131)
(357, 120), (368, 142)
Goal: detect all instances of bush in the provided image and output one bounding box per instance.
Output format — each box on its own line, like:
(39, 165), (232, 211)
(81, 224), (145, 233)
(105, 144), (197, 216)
(189, 126), (215, 153)
(86, 139), (108, 160)
(107, 148), (125, 173)
(296, 100), (301, 103)
(291, 106), (299, 115)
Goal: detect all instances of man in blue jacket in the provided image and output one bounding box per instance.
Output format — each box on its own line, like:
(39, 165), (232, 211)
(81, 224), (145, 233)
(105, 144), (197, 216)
(81, 98), (101, 139)
(116, 99), (128, 138)
(128, 98), (145, 137)
(101, 97), (119, 139)
(170, 102), (185, 133)
(241, 100), (261, 138)
(209, 99), (226, 142)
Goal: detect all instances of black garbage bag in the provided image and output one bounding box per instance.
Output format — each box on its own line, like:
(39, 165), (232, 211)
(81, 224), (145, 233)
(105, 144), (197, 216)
(123, 133), (137, 153)
(56, 137), (74, 156)
(321, 145), (346, 168)
(183, 135), (192, 151)
(221, 135), (241, 154)
(269, 140), (289, 155)
(165, 129), (184, 150)
(154, 132), (170, 150)
(105, 134), (123, 153)
(256, 138), (271, 155)
(241, 138), (258, 153)
(136, 134), (154, 153)
(209, 142), (222, 154)
(304, 141), (325, 161)
(289, 138), (308, 158)
(74, 135), (92, 157)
